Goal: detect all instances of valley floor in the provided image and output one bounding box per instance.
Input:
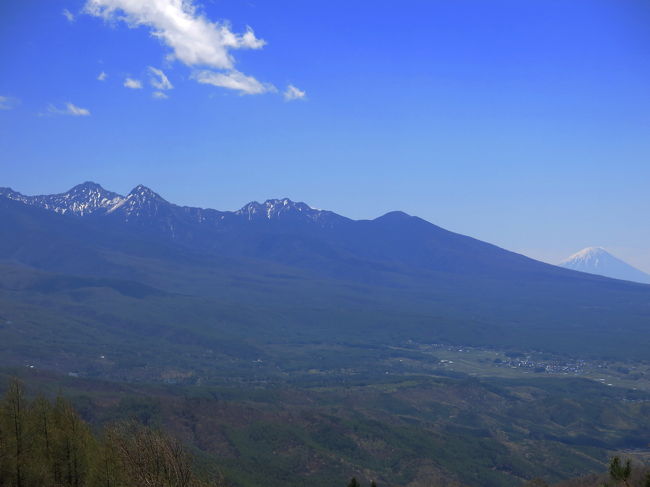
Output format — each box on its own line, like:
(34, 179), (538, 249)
(2, 341), (649, 487)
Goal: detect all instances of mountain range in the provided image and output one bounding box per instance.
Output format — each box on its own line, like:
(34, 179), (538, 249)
(559, 246), (650, 284)
(0, 182), (620, 279)
(0, 182), (344, 225)
(1, 182), (650, 380)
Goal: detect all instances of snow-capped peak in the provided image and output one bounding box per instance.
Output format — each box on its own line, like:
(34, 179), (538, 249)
(0, 187), (20, 198)
(230, 198), (348, 228)
(560, 247), (608, 266)
(105, 185), (169, 218)
(0, 182), (124, 216)
(559, 247), (650, 284)
(69, 181), (105, 192)
(4, 182), (350, 230)
(235, 198), (334, 222)
(129, 184), (164, 199)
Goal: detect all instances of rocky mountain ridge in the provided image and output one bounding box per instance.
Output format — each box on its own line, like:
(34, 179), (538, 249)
(0, 182), (345, 228)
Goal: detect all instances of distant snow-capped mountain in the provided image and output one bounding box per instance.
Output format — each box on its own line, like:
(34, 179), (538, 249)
(559, 247), (650, 284)
(0, 182), (124, 216)
(0, 182), (346, 231)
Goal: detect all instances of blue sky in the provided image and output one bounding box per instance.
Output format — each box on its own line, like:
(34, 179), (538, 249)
(1, 0), (650, 270)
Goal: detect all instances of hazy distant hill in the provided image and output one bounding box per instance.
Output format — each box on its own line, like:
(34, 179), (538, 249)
(559, 247), (650, 284)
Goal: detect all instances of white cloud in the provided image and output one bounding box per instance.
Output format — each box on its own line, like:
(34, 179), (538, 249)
(0, 96), (19, 110)
(63, 9), (75, 22)
(283, 84), (306, 101)
(84, 0), (265, 69)
(152, 91), (168, 99)
(192, 70), (275, 95)
(84, 0), (274, 95)
(148, 66), (173, 90)
(46, 102), (91, 116)
(97, 71), (108, 81)
(124, 77), (143, 89)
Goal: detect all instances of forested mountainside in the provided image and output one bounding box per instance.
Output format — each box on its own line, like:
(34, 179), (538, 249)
(2, 184), (650, 379)
(2, 368), (650, 487)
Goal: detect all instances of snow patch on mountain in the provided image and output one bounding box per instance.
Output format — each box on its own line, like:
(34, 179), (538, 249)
(0, 182), (124, 216)
(559, 247), (650, 284)
(1, 183), (349, 230)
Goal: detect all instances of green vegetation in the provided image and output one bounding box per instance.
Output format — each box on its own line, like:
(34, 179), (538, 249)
(0, 379), (218, 487)
(609, 456), (633, 486)
(3, 369), (649, 487)
(552, 457), (650, 487)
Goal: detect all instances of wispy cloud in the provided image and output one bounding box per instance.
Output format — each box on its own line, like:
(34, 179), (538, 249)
(62, 8), (75, 22)
(283, 84), (306, 101)
(124, 77), (143, 89)
(0, 96), (20, 110)
(45, 102), (91, 117)
(148, 67), (173, 91)
(152, 91), (168, 99)
(97, 71), (107, 81)
(192, 70), (275, 95)
(84, 0), (278, 95)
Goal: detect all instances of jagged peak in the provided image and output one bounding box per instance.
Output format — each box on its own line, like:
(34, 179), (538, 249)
(2, 183), (350, 226)
(0, 182), (124, 216)
(63, 182), (122, 201)
(265, 198), (313, 210)
(236, 197), (319, 219)
(126, 184), (167, 201)
(104, 184), (171, 218)
(264, 197), (299, 204)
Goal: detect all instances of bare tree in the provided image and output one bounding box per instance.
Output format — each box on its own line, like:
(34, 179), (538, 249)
(107, 422), (198, 487)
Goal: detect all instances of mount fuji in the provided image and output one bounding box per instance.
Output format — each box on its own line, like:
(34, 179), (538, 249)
(559, 247), (650, 284)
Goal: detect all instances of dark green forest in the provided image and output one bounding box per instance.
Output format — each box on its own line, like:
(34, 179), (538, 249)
(2, 369), (650, 487)
(2, 377), (649, 487)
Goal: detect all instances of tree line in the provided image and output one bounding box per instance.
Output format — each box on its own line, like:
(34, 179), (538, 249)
(346, 456), (650, 487)
(0, 379), (218, 487)
(3, 377), (647, 487)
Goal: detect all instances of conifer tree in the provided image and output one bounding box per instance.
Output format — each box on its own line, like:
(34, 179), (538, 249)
(28, 395), (55, 485)
(347, 477), (361, 487)
(1, 379), (27, 487)
(609, 456), (632, 487)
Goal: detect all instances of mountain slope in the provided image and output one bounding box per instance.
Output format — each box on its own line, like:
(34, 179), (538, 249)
(559, 247), (650, 284)
(2, 183), (650, 374)
(0, 182), (603, 281)
(0, 182), (630, 282)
